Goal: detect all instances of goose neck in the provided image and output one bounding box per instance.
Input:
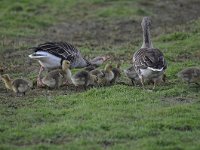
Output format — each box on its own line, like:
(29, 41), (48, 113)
(142, 24), (153, 48)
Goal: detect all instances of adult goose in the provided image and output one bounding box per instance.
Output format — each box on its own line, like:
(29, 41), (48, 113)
(132, 17), (167, 89)
(29, 42), (109, 86)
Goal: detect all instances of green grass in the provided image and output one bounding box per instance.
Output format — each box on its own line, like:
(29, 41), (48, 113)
(0, 0), (200, 150)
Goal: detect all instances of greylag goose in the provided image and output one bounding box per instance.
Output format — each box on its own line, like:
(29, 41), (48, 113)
(29, 42), (109, 86)
(42, 60), (72, 89)
(1, 74), (33, 96)
(132, 17), (167, 89)
(177, 67), (200, 85)
(71, 70), (97, 90)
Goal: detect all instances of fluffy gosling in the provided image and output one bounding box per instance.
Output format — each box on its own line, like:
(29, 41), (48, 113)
(97, 64), (114, 86)
(1, 74), (33, 96)
(110, 63), (121, 84)
(124, 66), (140, 85)
(71, 70), (97, 90)
(42, 60), (72, 89)
(177, 67), (200, 85)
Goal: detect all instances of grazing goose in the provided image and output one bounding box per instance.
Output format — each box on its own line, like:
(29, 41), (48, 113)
(42, 60), (72, 89)
(28, 42), (109, 86)
(71, 70), (97, 90)
(1, 74), (33, 96)
(132, 17), (167, 89)
(177, 67), (200, 85)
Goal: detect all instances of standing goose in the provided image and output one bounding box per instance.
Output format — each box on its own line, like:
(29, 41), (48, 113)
(133, 17), (167, 89)
(29, 42), (109, 86)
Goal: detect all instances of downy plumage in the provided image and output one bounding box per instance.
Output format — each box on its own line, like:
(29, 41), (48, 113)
(1, 74), (33, 96)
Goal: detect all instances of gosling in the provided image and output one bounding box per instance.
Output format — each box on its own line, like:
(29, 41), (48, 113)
(97, 64), (114, 86)
(71, 70), (97, 90)
(42, 60), (72, 89)
(177, 67), (200, 85)
(1, 74), (33, 96)
(110, 63), (121, 84)
(124, 66), (140, 85)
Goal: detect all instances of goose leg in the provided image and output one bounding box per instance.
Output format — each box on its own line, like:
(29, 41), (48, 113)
(153, 81), (156, 90)
(131, 79), (136, 86)
(140, 76), (145, 90)
(37, 66), (45, 87)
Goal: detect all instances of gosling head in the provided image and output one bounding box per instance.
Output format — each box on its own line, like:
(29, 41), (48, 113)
(141, 17), (151, 29)
(104, 64), (113, 72)
(62, 60), (70, 71)
(1, 74), (11, 82)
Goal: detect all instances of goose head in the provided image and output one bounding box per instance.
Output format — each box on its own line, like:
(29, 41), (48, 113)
(89, 55), (110, 67)
(141, 17), (151, 29)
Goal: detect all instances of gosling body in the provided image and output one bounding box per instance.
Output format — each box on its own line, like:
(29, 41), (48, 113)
(72, 70), (97, 89)
(42, 60), (71, 89)
(177, 67), (200, 85)
(1, 74), (32, 96)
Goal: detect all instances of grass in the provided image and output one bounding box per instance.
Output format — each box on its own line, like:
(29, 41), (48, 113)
(0, 0), (200, 150)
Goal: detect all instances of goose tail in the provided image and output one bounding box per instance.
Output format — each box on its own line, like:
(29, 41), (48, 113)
(28, 53), (48, 59)
(147, 67), (164, 72)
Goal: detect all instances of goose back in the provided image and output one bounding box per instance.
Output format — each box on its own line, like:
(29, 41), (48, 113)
(133, 48), (167, 70)
(31, 42), (89, 68)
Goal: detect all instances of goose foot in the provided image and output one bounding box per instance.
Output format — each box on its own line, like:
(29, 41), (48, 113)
(37, 77), (45, 88)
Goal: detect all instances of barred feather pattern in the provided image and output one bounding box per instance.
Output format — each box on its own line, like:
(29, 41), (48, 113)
(133, 48), (167, 74)
(31, 42), (82, 63)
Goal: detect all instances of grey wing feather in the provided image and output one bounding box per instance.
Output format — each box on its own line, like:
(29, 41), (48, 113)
(31, 42), (80, 62)
(133, 48), (167, 70)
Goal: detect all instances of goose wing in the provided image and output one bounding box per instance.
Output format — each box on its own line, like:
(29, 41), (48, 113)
(133, 48), (167, 71)
(31, 42), (80, 62)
